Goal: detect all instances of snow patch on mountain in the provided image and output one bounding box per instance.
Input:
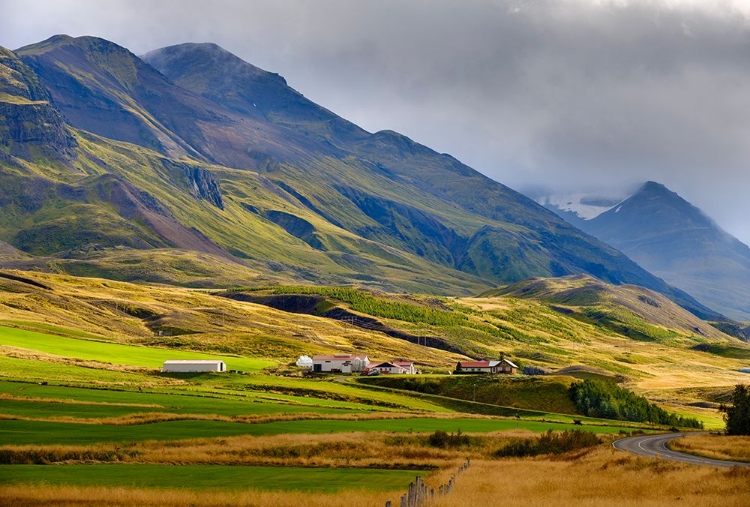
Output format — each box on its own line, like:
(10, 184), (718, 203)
(537, 193), (626, 220)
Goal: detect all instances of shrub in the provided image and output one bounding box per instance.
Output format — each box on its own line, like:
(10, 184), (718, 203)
(493, 430), (601, 458)
(522, 366), (548, 376)
(427, 429), (470, 448)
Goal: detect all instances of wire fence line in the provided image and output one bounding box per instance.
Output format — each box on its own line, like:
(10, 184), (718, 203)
(385, 458), (470, 507)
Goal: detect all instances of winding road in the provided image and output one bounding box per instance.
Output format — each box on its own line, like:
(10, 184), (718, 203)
(612, 432), (750, 468)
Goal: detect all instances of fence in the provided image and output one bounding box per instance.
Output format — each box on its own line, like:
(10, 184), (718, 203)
(385, 458), (470, 507)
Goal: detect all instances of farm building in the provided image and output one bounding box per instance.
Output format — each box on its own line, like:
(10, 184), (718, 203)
(312, 354), (369, 373)
(162, 360), (226, 373)
(369, 361), (416, 374)
(455, 358), (518, 374)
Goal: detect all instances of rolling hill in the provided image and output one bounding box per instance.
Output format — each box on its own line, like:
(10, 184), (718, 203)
(1, 268), (747, 403)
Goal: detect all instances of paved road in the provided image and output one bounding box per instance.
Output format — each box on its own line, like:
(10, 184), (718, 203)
(612, 432), (750, 468)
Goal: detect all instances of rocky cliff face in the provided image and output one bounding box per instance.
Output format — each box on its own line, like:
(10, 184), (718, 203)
(160, 160), (224, 209)
(183, 165), (223, 209)
(0, 46), (76, 160)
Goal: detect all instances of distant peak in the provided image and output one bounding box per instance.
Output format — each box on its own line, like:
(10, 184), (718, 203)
(640, 181), (668, 192)
(16, 34), (135, 59)
(632, 181), (683, 202)
(142, 42), (287, 86)
(144, 42), (230, 58)
(44, 34), (74, 44)
(15, 34), (72, 53)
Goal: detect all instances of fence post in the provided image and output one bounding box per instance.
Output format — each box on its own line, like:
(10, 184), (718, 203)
(386, 502), (391, 507)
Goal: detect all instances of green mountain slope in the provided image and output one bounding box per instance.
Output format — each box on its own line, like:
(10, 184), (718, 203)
(0, 36), (722, 316)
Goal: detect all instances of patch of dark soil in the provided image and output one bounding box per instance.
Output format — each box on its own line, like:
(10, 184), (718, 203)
(0, 271), (51, 290)
(221, 292), (326, 314)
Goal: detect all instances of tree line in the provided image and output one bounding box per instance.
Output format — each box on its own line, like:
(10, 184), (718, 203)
(569, 379), (703, 429)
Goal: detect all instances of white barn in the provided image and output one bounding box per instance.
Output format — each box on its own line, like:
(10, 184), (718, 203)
(312, 354), (369, 373)
(162, 360), (226, 373)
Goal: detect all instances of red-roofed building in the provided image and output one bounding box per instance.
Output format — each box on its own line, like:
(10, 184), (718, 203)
(455, 359), (518, 374)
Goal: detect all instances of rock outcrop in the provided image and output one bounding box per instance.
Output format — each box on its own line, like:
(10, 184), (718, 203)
(0, 46), (76, 160)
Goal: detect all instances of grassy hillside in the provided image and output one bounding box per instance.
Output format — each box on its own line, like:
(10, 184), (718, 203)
(1, 269), (747, 413)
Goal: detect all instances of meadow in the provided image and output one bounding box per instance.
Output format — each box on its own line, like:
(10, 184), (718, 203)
(668, 433), (750, 462)
(0, 270), (748, 505)
(0, 464), (426, 492)
(0, 325), (274, 371)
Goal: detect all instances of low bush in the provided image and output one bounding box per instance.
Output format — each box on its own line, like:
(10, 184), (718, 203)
(427, 429), (470, 448)
(493, 430), (601, 458)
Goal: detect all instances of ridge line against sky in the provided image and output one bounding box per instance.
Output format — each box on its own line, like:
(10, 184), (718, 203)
(3, 0), (750, 244)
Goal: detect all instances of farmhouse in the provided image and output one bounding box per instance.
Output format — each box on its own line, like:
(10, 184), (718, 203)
(455, 358), (518, 374)
(369, 361), (416, 374)
(312, 354), (369, 373)
(161, 360), (226, 373)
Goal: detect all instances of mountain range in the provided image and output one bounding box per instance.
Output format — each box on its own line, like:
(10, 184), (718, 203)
(542, 183), (750, 322)
(0, 35), (721, 319)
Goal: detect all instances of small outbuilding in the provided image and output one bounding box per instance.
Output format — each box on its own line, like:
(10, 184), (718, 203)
(369, 361), (416, 374)
(162, 360), (226, 373)
(296, 355), (314, 369)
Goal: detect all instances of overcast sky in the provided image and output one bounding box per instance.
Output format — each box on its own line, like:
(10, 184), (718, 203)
(3, 0), (750, 243)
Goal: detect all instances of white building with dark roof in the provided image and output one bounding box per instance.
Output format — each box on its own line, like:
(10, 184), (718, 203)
(312, 354), (369, 373)
(370, 361), (416, 374)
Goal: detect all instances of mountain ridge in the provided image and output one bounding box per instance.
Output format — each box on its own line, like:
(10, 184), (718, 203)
(0, 35), (722, 319)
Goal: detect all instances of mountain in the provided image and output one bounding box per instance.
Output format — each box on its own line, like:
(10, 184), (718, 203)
(571, 182), (750, 322)
(0, 35), (719, 317)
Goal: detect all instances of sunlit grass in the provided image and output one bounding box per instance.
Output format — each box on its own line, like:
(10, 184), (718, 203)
(0, 464), (425, 492)
(0, 325), (274, 371)
(669, 433), (750, 462)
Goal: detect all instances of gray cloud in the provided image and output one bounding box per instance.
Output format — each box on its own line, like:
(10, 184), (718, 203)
(3, 0), (750, 242)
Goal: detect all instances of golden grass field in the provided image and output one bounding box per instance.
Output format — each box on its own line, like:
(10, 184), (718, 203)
(429, 449), (750, 507)
(0, 485), (397, 507)
(670, 433), (750, 463)
(2, 444), (749, 507)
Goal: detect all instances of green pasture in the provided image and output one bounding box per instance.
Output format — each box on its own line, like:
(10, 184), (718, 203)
(0, 464), (426, 492)
(0, 355), (156, 384)
(0, 381), (379, 419)
(231, 375), (451, 413)
(0, 325), (275, 371)
(0, 416), (645, 446)
(0, 320), (110, 342)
